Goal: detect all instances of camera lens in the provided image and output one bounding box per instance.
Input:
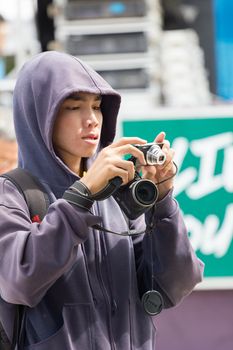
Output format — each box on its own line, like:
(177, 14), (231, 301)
(132, 179), (158, 206)
(146, 144), (166, 165)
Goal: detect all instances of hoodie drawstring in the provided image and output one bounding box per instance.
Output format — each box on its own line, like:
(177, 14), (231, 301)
(101, 234), (118, 315)
(81, 244), (98, 306)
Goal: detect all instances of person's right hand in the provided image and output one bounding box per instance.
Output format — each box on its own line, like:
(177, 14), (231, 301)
(80, 137), (147, 194)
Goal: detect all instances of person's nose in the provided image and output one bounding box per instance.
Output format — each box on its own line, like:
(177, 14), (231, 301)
(84, 108), (99, 128)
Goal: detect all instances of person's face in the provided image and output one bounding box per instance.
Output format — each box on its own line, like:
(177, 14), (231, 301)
(52, 92), (103, 170)
(0, 139), (18, 174)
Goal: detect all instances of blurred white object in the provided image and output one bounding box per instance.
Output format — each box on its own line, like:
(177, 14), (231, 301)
(0, 106), (15, 139)
(160, 29), (212, 107)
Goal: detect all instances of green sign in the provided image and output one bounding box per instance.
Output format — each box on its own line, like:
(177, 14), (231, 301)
(123, 117), (233, 286)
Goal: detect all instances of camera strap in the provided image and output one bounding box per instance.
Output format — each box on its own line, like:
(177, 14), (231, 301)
(91, 223), (145, 236)
(63, 176), (122, 205)
(63, 177), (145, 236)
(89, 176), (123, 200)
(141, 208), (164, 316)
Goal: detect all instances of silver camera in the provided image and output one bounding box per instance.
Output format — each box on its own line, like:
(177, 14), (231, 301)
(133, 142), (166, 165)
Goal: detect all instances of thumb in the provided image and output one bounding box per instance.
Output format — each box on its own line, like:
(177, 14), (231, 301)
(154, 131), (166, 143)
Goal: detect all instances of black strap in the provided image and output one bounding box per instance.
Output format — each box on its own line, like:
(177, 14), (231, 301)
(69, 176), (122, 202)
(91, 176), (122, 200)
(63, 190), (94, 210)
(63, 176), (123, 210)
(1, 168), (50, 222)
(92, 224), (145, 236)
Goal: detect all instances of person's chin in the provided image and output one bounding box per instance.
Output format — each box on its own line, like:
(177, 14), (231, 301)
(83, 148), (98, 158)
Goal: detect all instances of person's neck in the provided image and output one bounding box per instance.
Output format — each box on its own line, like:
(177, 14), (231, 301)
(67, 158), (86, 177)
(54, 148), (85, 176)
(59, 153), (81, 176)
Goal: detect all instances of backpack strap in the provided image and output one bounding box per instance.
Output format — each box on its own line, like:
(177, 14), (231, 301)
(1, 168), (50, 222)
(0, 168), (51, 349)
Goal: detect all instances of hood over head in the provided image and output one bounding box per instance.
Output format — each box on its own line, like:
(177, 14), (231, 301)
(13, 51), (121, 197)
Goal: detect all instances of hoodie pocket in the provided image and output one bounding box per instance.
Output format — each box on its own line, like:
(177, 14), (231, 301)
(25, 303), (94, 350)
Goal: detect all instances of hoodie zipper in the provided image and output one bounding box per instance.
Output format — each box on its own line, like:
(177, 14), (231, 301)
(94, 203), (116, 350)
(81, 244), (98, 306)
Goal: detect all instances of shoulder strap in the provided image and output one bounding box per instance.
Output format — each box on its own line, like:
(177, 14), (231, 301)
(0, 168), (50, 349)
(1, 168), (50, 222)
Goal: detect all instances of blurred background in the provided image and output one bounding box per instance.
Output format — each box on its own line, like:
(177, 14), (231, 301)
(0, 1), (232, 349)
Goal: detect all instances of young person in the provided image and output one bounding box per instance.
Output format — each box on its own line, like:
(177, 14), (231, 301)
(0, 51), (204, 350)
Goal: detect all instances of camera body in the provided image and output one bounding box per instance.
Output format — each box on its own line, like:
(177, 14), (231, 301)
(131, 142), (166, 166)
(113, 143), (166, 220)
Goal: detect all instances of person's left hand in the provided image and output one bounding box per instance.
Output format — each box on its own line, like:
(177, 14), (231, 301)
(140, 131), (176, 200)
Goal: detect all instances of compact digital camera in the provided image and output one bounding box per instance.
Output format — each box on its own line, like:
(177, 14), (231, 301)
(132, 142), (166, 166)
(112, 143), (166, 220)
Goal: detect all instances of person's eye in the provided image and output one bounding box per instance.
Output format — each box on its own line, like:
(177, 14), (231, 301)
(93, 105), (101, 111)
(66, 106), (80, 111)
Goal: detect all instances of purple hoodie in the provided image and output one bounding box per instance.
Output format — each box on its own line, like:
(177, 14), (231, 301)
(0, 51), (204, 349)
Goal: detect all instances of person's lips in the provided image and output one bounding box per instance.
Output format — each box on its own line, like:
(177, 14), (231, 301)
(82, 133), (99, 141)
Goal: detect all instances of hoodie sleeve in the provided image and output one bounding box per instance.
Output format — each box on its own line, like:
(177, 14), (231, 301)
(132, 189), (204, 308)
(0, 178), (102, 307)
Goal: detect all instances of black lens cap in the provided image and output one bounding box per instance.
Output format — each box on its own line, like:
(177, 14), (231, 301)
(142, 290), (164, 316)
